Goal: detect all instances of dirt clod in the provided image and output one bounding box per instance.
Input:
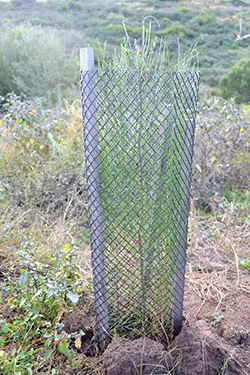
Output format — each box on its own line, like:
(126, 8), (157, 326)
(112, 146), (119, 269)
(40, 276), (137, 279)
(172, 320), (248, 375)
(102, 321), (250, 375)
(62, 291), (95, 356)
(102, 337), (177, 375)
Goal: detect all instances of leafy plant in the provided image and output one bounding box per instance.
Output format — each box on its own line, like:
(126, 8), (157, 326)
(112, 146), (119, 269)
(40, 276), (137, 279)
(220, 59), (250, 104)
(156, 25), (194, 38)
(191, 13), (217, 25)
(0, 25), (78, 104)
(0, 243), (85, 374)
(0, 93), (85, 216)
(193, 96), (250, 209)
(204, 311), (224, 325)
(239, 257), (250, 271)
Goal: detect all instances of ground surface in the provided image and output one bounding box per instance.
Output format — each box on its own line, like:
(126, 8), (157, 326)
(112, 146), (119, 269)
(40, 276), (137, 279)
(0, 199), (249, 374)
(60, 198), (250, 374)
(179, 200), (250, 374)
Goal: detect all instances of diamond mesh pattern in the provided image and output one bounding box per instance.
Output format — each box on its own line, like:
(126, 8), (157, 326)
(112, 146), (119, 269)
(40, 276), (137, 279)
(80, 68), (200, 348)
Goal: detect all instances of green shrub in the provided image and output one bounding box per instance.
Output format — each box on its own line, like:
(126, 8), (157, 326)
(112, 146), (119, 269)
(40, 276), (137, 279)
(0, 94), (85, 216)
(191, 13), (217, 25)
(177, 7), (191, 13)
(0, 26), (78, 104)
(167, 9), (193, 21)
(230, 0), (249, 5)
(60, 0), (83, 11)
(162, 17), (171, 24)
(11, 0), (36, 6)
(167, 12), (182, 21)
(220, 58), (250, 104)
(101, 24), (142, 39)
(199, 56), (216, 68)
(0, 50), (12, 95)
(0, 242), (85, 374)
(156, 25), (193, 38)
(48, 0), (83, 11)
(193, 97), (250, 209)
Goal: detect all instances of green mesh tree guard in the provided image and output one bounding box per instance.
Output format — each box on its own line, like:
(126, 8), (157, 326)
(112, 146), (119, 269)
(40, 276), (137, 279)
(80, 48), (199, 349)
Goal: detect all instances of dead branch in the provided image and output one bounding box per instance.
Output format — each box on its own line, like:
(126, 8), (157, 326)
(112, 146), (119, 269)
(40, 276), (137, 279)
(234, 18), (250, 42)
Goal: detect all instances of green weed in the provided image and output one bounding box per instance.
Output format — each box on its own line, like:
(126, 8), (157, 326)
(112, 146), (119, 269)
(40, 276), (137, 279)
(0, 243), (86, 374)
(204, 312), (225, 325)
(239, 257), (250, 272)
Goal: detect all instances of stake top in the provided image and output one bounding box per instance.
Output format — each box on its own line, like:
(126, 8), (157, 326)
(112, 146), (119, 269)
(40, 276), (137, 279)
(80, 48), (94, 71)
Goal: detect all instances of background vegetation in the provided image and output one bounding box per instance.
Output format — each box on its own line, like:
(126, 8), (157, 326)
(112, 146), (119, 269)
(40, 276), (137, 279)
(0, 0), (249, 103)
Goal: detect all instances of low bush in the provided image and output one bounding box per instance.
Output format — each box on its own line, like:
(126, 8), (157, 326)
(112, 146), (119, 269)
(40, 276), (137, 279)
(0, 239), (86, 374)
(0, 94), (85, 218)
(193, 97), (250, 209)
(191, 13), (217, 25)
(177, 7), (191, 13)
(220, 58), (250, 104)
(156, 25), (194, 38)
(101, 24), (142, 39)
(48, 0), (83, 11)
(11, 0), (36, 6)
(0, 26), (78, 104)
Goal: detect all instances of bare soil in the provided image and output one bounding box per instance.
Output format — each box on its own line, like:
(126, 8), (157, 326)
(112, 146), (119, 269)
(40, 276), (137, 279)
(60, 200), (250, 374)
(180, 247), (250, 375)
(63, 244), (250, 374)
(99, 243), (250, 374)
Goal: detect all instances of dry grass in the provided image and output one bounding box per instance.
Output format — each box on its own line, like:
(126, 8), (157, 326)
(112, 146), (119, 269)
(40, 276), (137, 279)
(185, 196), (250, 319)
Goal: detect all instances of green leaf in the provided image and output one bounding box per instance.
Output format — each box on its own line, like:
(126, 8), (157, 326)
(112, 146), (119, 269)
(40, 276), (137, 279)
(0, 350), (7, 358)
(31, 306), (40, 315)
(19, 270), (29, 289)
(63, 244), (70, 254)
(239, 256), (245, 265)
(58, 341), (69, 354)
(66, 291), (79, 305)
(239, 257), (250, 270)
(1, 324), (9, 334)
(45, 348), (53, 360)
(19, 297), (26, 308)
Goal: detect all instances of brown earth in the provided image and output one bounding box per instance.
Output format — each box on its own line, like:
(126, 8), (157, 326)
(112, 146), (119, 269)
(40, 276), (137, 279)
(101, 318), (250, 375)
(102, 337), (176, 375)
(64, 254), (250, 374)
(62, 201), (250, 374)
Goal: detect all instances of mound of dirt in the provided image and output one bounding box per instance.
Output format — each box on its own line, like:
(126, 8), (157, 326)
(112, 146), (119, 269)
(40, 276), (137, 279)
(102, 320), (250, 375)
(172, 320), (249, 375)
(102, 337), (176, 375)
